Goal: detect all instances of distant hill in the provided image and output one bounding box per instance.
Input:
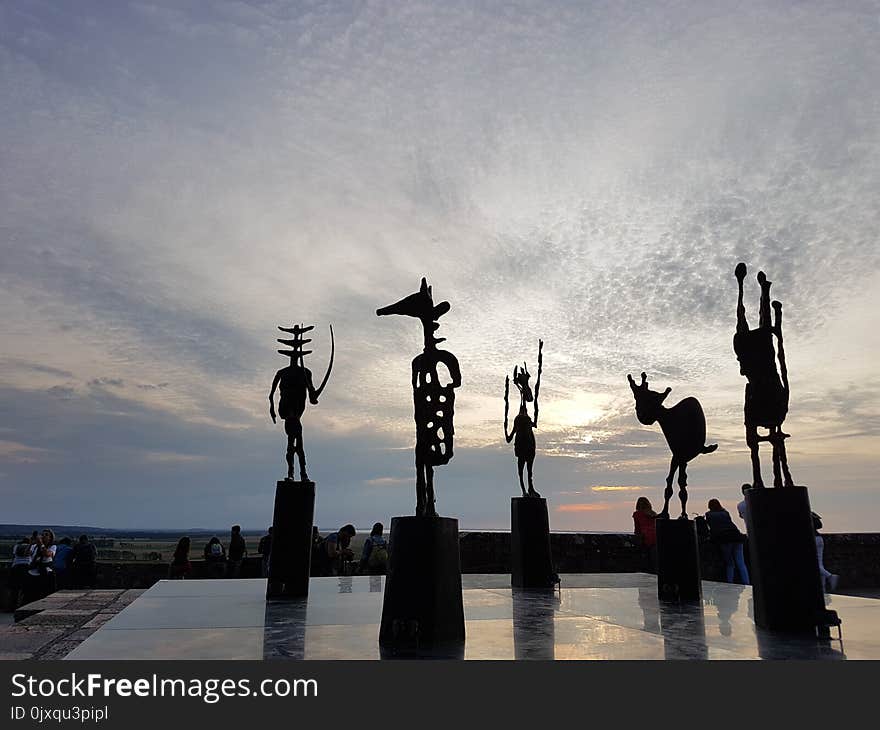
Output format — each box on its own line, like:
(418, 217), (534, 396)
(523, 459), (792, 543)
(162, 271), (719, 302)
(0, 524), (267, 539)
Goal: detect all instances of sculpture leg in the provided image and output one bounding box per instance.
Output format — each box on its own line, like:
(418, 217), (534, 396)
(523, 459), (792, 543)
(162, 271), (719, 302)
(296, 433), (309, 482)
(677, 462), (688, 519)
(415, 455), (427, 516)
(660, 458), (676, 519)
(425, 464), (437, 517)
(746, 425), (764, 488)
(770, 427), (783, 488)
(284, 420), (296, 480)
(526, 457), (540, 497)
(778, 435), (795, 487)
(517, 457), (527, 497)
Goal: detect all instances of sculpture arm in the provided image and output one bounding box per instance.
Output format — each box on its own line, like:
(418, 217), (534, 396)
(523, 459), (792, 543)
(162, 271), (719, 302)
(436, 350), (462, 388)
(268, 371), (281, 423)
(306, 369), (319, 405)
(504, 375), (513, 442)
(773, 301), (789, 393)
(533, 339), (543, 427)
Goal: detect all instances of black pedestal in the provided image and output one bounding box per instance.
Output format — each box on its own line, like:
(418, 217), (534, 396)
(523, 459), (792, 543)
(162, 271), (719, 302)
(656, 518), (701, 602)
(745, 486), (831, 633)
(378, 516), (465, 656)
(266, 480), (315, 599)
(511, 497), (556, 589)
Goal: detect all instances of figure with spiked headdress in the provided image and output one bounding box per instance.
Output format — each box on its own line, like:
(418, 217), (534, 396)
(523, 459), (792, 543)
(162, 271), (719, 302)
(269, 323), (334, 482)
(504, 340), (543, 497)
(376, 278), (462, 517)
(734, 263), (792, 488)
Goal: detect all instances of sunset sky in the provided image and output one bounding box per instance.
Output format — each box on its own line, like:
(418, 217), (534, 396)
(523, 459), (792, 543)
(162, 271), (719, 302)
(1, 1), (878, 532)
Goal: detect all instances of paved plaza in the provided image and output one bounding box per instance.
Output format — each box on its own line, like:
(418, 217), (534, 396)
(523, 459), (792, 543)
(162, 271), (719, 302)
(57, 574), (878, 660)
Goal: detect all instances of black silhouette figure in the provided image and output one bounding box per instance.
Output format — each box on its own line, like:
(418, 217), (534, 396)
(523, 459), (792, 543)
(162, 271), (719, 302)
(269, 323), (334, 481)
(504, 340), (543, 497)
(734, 263), (793, 488)
(377, 277), (462, 517)
(628, 372), (718, 519)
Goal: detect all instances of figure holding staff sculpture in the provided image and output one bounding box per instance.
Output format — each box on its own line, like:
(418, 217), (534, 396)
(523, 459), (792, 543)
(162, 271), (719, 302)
(504, 340), (543, 498)
(376, 277), (462, 517)
(268, 323), (334, 482)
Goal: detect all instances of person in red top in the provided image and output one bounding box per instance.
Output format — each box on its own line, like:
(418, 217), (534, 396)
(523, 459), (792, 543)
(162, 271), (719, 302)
(633, 497), (658, 573)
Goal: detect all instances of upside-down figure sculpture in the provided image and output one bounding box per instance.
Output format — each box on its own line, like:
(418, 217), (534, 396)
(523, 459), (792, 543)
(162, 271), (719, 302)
(377, 278), (462, 517)
(734, 262), (793, 488)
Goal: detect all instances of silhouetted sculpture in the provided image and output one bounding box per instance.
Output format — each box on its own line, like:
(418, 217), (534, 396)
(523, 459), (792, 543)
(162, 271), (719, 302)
(504, 340), (543, 497)
(269, 323), (334, 481)
(377, 278), (461, 516)
(734, 263), (793, 488)
(628, 372), (717, 519)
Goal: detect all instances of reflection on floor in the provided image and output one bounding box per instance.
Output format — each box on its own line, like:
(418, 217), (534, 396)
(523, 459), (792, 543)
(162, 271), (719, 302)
(64, 573), (877, 660)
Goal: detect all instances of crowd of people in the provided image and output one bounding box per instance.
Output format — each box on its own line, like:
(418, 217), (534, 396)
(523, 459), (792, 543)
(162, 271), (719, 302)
(164, 521), (390, 581)
(632, 485), (839, 591)
(6, 507), (839, 606)
(6, 531), (98, 610)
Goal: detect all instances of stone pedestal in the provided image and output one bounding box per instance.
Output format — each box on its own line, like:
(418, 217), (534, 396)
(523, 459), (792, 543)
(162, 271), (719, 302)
(656, 518), (701, 602)
(511, 497), (556, 589)
(745, 486), (834, 633)
(378, 516), (465, 657)
(266, 480), (315, 599)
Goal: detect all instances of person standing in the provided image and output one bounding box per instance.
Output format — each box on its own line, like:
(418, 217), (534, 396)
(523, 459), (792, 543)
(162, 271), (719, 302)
(25, 529), (57, 602)
(736, 484), (750, 528)
(71, 535), (98, 588)
(7, 537), (33, 610)
(705, 499), (750, 584)
(258, 527), (273, 578)
(169, 537), (192, 579)
(227, 525), (247, 578)
(813, 512), (839, 593)
(53, 537), (73, 589)
(633, 498), (658, 573)
(360, 523), (388, 575)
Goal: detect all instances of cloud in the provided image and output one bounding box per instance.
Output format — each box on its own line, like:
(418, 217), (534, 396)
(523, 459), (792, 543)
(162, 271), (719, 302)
(0, 0), (878, 530)
(556, 503), (616, 513)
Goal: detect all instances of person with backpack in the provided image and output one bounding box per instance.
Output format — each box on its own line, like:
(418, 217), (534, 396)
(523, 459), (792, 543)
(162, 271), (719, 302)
(360, 522), (389, 575)
(203, 536), (226, 578)
(705, 499), (749, 584)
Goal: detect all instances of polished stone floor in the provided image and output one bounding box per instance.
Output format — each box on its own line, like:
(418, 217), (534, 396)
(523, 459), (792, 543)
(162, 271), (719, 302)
(64, 573), (878, 660)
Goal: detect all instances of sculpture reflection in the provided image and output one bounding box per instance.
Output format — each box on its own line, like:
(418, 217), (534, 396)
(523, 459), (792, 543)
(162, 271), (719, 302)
(512, 588), (560, 660)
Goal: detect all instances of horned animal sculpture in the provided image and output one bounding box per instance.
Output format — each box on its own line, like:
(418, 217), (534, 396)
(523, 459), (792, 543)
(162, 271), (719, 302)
(627, 372), (717, 519)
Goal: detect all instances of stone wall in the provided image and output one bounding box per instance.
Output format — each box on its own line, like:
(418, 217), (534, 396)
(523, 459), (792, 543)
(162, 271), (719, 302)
(2, 532), (877, 610)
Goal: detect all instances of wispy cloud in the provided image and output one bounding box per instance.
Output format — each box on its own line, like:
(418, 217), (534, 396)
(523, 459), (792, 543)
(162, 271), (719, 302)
(0, 0), (878, 530)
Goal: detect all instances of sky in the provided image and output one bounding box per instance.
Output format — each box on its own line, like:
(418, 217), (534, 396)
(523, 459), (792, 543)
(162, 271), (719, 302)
(1, 0), (879, 533)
